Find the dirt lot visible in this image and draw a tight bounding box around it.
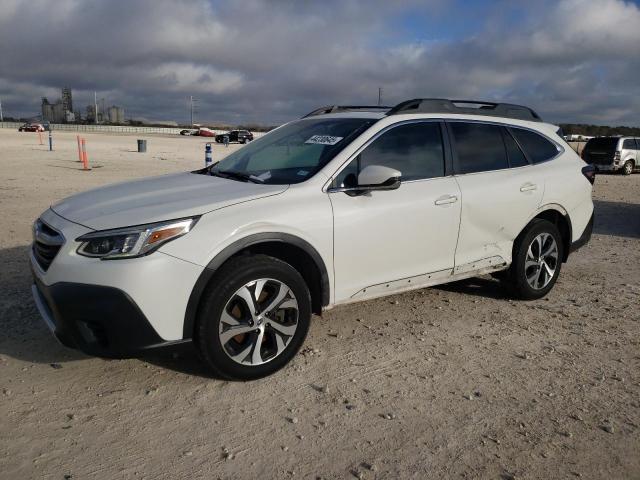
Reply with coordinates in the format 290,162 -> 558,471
1,128 -> 639,479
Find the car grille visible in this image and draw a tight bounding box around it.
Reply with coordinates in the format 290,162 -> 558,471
32,219 -> 64,271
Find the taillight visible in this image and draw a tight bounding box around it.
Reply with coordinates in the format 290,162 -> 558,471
582,164 -> 596,185
614,151 -> 621,162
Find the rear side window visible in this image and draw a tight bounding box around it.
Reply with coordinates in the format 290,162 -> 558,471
510,128 -> 559,163
622,139 -> 636,150
450,122 -> 508,174
503,130 -> 529,167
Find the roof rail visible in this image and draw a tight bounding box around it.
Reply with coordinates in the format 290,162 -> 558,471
386,98 -> 543,122
303,105 -> 391,118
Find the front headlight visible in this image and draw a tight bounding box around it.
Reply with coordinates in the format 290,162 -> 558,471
76,217 -> 199,259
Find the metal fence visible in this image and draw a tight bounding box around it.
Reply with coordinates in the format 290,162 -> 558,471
0,121 -> 184,134
0,122 -> 267,138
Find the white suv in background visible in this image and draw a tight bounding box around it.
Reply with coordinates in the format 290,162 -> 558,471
31,99 -> 595,380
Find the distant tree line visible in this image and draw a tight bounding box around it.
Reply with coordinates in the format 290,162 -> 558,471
560,124 -> 640,137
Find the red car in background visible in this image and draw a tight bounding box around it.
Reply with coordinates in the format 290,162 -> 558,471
197,127 -> 215,137
18,123 -> 45,132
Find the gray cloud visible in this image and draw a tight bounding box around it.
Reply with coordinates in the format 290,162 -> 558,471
0,0 -> 639,126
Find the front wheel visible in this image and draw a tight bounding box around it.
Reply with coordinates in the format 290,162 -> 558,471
502,219 -> 563,300
196,255 -> 311,380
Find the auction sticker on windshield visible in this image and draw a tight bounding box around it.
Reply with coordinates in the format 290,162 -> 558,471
305,135 -> 343,146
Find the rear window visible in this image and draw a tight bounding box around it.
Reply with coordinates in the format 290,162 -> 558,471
583,137 -> 619,153
622,139 -> 636,150
510,128 -> 559,163
450,122 -> 508,174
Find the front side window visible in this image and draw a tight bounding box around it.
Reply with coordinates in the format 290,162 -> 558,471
211,117 -> 375,184
333,122 -> 445,188
450,122 -> 508,174
510,127 -> 559,164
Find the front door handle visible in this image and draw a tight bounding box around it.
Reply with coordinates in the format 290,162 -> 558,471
434,194 -> 458,206
520,183 -> 538,192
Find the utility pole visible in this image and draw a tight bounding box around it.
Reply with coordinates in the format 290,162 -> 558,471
377,87 -> 383,106
190,96 -> 194,126
0,99 -> 3,122
94,92 -> 98,124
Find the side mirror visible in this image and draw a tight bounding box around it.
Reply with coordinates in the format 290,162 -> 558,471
357,165 -> 401,189
329,165 -> 401,195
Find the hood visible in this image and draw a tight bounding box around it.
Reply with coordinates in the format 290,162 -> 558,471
51,172 -> 287,230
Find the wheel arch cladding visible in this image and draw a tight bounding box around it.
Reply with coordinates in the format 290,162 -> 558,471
531,209 -> 572,262
182,233 -> 330,339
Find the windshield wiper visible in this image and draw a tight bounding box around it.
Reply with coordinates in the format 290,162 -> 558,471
210,170 -> 263,184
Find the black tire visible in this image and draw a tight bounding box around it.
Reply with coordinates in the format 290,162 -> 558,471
195,254 -> 311,380
502,219 -> 563,300
622,160 -> 634,175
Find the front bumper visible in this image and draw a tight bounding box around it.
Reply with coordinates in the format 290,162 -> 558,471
30,208 -> 205,356
31,274 -> 171,357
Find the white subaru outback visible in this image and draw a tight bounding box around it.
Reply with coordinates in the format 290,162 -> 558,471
31,99 -> 595,379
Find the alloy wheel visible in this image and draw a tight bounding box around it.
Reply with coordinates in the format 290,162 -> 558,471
524,233 -> 559,290
218,278 -> 299,366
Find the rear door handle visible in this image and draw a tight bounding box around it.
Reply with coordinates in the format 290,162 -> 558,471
520,183 -> 537,192
434,194 -> 458,206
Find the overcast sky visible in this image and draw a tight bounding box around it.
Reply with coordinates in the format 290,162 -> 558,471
1,0 -> 639,126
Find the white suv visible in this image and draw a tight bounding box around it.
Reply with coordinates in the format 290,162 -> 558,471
31,99 -> 595,379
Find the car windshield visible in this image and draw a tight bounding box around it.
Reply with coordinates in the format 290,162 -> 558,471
211,117 -> 376,184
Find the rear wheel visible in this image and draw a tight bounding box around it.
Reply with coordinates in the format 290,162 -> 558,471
623,160 -> 634,175
196,255 -> 311,380
502,219 -> 563,300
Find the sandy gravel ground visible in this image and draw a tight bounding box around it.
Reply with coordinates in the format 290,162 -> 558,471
1,129 -> 639,480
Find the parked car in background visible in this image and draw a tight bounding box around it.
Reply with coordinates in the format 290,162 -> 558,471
582,136 -> 638,175
30,98 -> 594,380
215,129 -> 254,144
18,123 -> 45,132
198,127 -> 215,137
180,129 -> 198,136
